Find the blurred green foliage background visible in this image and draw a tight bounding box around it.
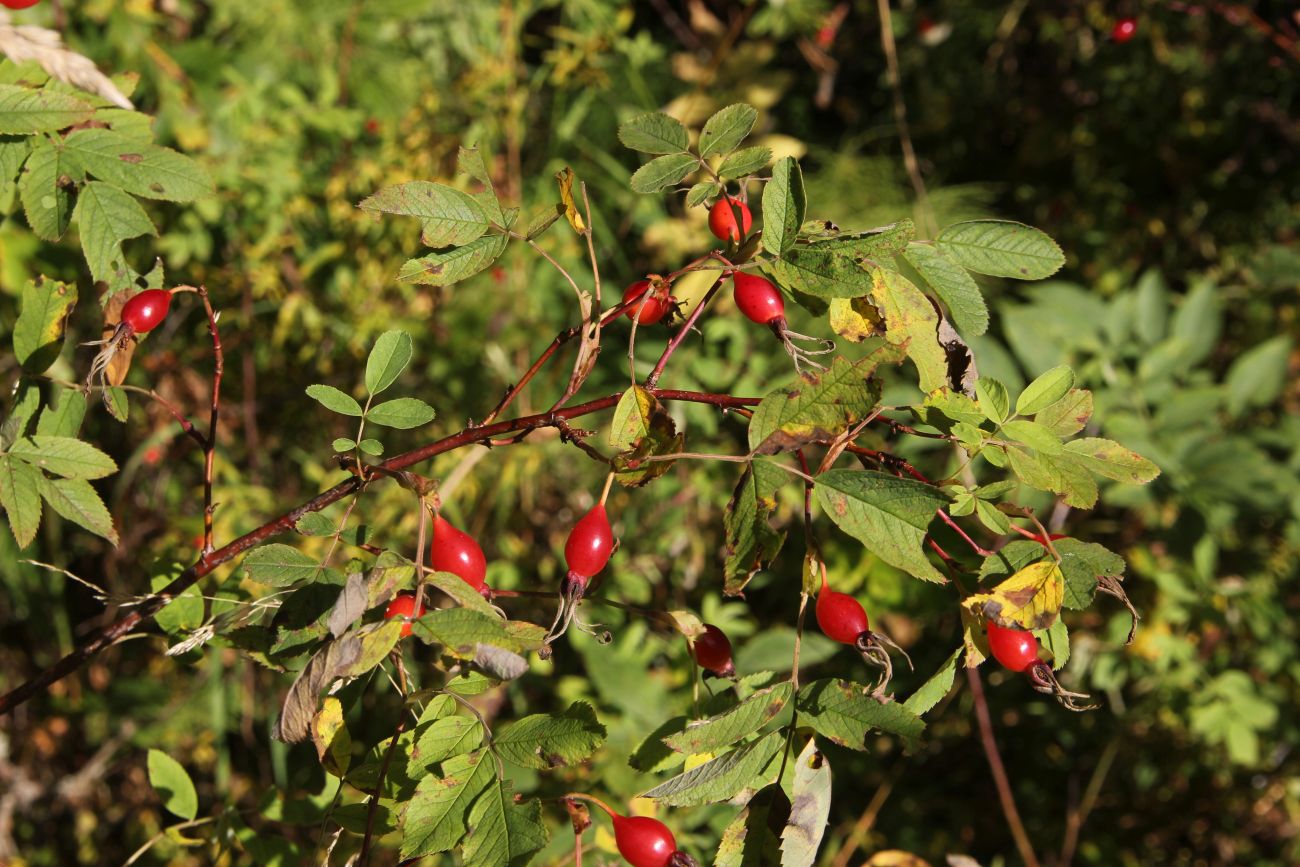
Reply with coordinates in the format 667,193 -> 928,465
0,1 -> 1296,864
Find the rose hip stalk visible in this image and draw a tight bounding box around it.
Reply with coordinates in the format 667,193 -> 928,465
85,288 -> 175,403
985,620 -> 1097,711
815,573 -> 909,695
731,272 -> 835,376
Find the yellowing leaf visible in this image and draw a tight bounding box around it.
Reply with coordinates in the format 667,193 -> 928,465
555,166 -> 586,232
311,696 -> 351,776
870,269 -> 949,394
827,296 -> 880,342
964,560 -> 1064,631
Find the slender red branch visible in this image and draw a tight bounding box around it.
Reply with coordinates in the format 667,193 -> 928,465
644,273 -> 728,389
967,666 -> 1041,867
0,388 -> 756,716
198,286 -> 223,556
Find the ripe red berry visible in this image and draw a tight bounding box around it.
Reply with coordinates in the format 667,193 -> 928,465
384,592 -> 427,638
0,0 -> 42,9
708,196 -> 752,243
612,813 -> 678,867
430,515 -> 487,593
120,289 -> 172,334
623,279 -> 671,325
986,621 -> 1040,673
1111,17 -> 1138,43
564,503 -> 614,578
816,587 -> 870,645
691,624 -> 735,677
732,273 -> 785,325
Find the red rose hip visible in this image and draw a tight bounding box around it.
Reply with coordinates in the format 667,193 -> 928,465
708,196 -> 752,242
384,592 -> 427,638
986,621 -> 1040,673
564,504 -> 614,578
120,289 -> 172,334
691,624 -> 735,677
732,273 -> 785,325
613,813 -> 678,867
429,514 -> 488,593
1111,17 -> 1138,43
0,0 -> 43,9
816,586 -> 870,645
623,279 -> 671,325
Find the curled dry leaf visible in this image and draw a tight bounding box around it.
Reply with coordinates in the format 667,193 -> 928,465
0,14 -> 134,110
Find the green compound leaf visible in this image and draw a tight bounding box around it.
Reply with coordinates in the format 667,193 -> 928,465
664,682 -> 793,755
718,146 -> 772,180
0,84 -> 94,134
364,330 -> 414,396
723,462 -> 787,595
630,153 -> 698,194
814,469 -> 946,583
147,749 -> 198,821
38,476 -> 117,544
9,435 -> 117,479
936,220 -> 1064,280
305,384 -> 363,416
400,750 -> 495,858
903,242 -> 989,336
641,731 -> 784,807
398,232 -> 509,286
13,277 -> 77,373
64,128 -> 213,202
796,679 -> 924,748
1016,364 -> 1076,416
493,701 -> 606,769
366,397 -> 436,429
748,356 -> 883,455
0,455 -> 43,548
699,103 -> 758,158
359,180 -> 489,247
618,111 -> 689,154
762,156 -> 805,256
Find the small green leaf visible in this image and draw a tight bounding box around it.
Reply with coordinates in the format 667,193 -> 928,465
685,181 -> 721,208
796,679 -> 924,748
358,181 -> 488,247
723,462 -> 787,595
902,647 -> 962,716
147,750 -> 198,821
412,608 -> 518,658
1224,336 -> 1291,417
19,139 -> 82,241
36,389 -> 86,438
365,330 -> 414,396
1035,389 -> 1092,437
9,436 -> 117,479
1062,438 -> 1160,484
64,129 -> 213,202
1016,365 -> 1076,416
903,242 -> 989,336
718,146 -> 772,179
493,701 -> 606,769
366,397 -> 436,429
357,438 -> 384,456
306,384 -> 363,416
0,84 -> 94,134
641,731 -> 784,807
665,683 -> 793,755
410,716 -> 483,775
152,570 -> 204,634
332,437 -> 356,452
400,751 -> 495,858
13,277 -> 77,373
242,543 -> 322,587
699,103 -> 758,158
762,156 -> 805,256
936,220 -> 1064,280
630,153 -> 698,194
974,498 -> 1012,535
0,456 -> 43,548
38,476 -> 117,544
74,181 -> 156,295
975,378 -> 1010,425
999,420 -> 1063,454
815,469 -> 946,583
398,232 -> 509,286
618,112 -> 689,154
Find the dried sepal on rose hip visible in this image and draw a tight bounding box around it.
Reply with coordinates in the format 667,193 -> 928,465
815,572 -> 909,696
985,620 -> 1098,712
731,272 -> 835,375
85,288 -> 175,403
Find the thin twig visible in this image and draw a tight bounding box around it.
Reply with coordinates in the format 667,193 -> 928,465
966,666 -> 1040,867
197,285 -> 224,557
875,0 -> 936,237
644,273 -> 728,388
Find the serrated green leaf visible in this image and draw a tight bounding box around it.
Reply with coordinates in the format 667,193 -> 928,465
903,242 -> 989,336
13,277 -> 76,373
665,683 -> 792,755
38,476 -> 117,544
1224,335 -> 1291,418
494,701 -> 606,769
685,181 -> 721,208
1062,438 -> 1160,484
814,469 -> 946,583
358,181 -> 489,247
1016,365 -> 1075,416
641,731 -> 783,806
780,739 -> 831,867
104,387 -> 128,422
0,136 -> 31,198
0,456 -> 42,548
974,498 -> 1012,535
747,356 -> 883,454
147,750 -> 198,821
242,543 -> 322,587
902,646 -> 962,716
999,420 -> 1063,454
723,462 -> 787,595
36,389 -> 86,438
412,608 -> 517,658
718,146 -> 772,180
700,103 -> 758,158
630,152 -> 698,193
0,84 -> 94,134
618,111 -> 689,154
762,157 -> 805,256
398,232 -> 509,286
19,139 -> 81,241
936,220 -> 1064,280
409,716 -> 484,775
305,384 -> 363,416
871,269 -> 949,393
365,330 -> 413,395
74,181 -> 155,294
64,129 -> 213,202
400,750 -> 495,858
366,397 -> 435,429
461,781 -> 549,867
9,435 -> 117,479
763,248 -> 873,300
1056,538 -> 1125,609
1035,389 -> 1092,437
1037,618 -> 1070,670
796,679 -> 924,748
975,378 -> 1009,425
